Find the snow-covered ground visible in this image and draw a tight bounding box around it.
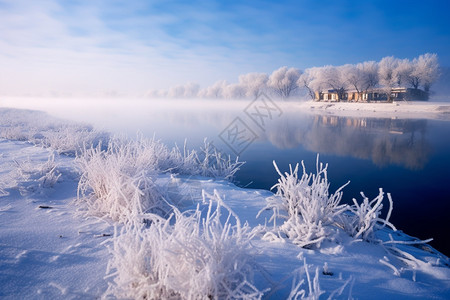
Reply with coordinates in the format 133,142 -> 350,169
1,108 -> 449,299
295,100 -> 450,120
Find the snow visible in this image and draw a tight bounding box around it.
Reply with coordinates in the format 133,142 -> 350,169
295,100 -> 450,121
0,140 -> 112,299
1,108 -> 450,299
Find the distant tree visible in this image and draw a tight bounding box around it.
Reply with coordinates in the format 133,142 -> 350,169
322,65 -> 350,101
378,56 -> 400,102
267,66 -> 301,98
385,53 -> 440,92
167,85 -> 185,98
223,83 -> 246,99
238,72 -> 268,98
415,53 -> 439,92
297,67 -> 323,99
198,80 -> 228,98
297,71 -> 313,99
395,58 -> 413,87
405,61 -> 421,90
183,82 -> 200,98
345,65 -> 365,101
358,61 -> 379,93
145,89 -> 166,98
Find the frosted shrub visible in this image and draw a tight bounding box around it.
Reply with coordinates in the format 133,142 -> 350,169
0,126 -> 32,141
345,189 -> 396,241
258,157 -> 348,248
76,138 -> 170,222
76,136 -> 244,222
41,125 -> 109,156
196,139 -> 244,180
0,108 -> 42,141
14,153 -> 61,194
259,155 -> 400,248
0,108 -> 109,155
105,190 -> 265,299
168,139 -> 244,181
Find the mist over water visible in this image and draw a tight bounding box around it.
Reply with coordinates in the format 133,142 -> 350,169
2,97 -> 450,255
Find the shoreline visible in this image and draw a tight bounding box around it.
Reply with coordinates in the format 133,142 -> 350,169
292,100 -> 450,120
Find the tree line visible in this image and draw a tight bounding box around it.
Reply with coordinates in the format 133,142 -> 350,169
145,53 -> 439,100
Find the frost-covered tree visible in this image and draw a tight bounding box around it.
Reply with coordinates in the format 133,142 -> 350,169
198,80 -> 228,99
358,61 -> 379,93
298,67 -> 327,99
183,82 -> 200,98
378,56 -> 400,102
297,70 -> 315,99
345,65 -> 365,101
322,65 -> 350,101
148,82 -> 199,98
345,62 -> 379,101
167,85 -> 186,98
395,58 -> 413,87
268,66 -> 301,98
145,89 -> 167,98
238,72 -> 268,98
413,53 -> 439,92
222,83 -> 246,99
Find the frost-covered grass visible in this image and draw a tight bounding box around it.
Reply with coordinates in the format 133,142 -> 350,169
258,156 -> 399,248
14,153 -> 62,195
76,138 -> 169,223
345,188 -> 396,241
40,126 -> 109,156
0,108 -> 109,155
164,139 -> 244,180
287,259 -> 324,300
258,157 -> 349,248
105,191 -> 265,299
75,137 -> 243,222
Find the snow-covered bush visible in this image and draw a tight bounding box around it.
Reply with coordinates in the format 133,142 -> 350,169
76,136 -> 244,222
166,139 -> 244,181
76,138 -> 170,222
194,139 -> 244,180
40,125 -> 109,156
0,126 -> 31,141
14,153 -> 61,194
343,188 -> 396,241
105,190 -> 265,299
258,157 -> 348,248
0,108 -> 109,155
259,156 -> 401,248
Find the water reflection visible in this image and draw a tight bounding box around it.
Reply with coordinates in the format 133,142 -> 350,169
137,104 -> 431,170
264,114 -> 430,169
303,115 -> 430,169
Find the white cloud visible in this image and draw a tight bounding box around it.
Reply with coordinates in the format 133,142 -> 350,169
0,0 -> 285,96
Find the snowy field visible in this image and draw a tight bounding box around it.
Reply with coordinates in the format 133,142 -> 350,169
1,108 -> 449,299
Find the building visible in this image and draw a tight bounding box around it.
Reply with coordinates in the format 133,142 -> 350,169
314,87 -> 429,102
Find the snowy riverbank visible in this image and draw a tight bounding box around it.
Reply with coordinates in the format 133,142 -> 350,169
294,100 -> 450,120
1,108 -> 449,299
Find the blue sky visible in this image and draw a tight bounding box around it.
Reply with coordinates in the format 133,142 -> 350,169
0,0 -> 449,96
